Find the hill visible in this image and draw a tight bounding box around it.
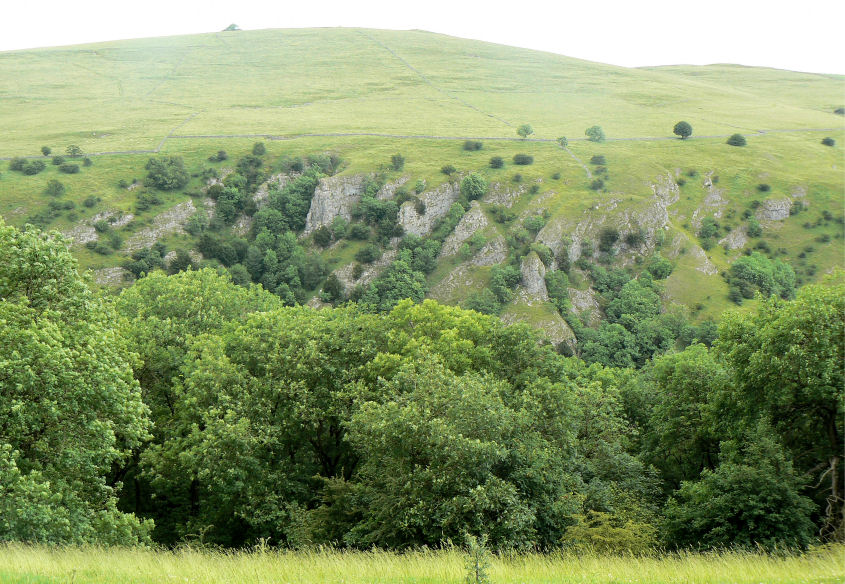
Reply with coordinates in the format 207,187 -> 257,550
0,27 -> 842,346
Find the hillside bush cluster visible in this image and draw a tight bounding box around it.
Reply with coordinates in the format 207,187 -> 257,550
3,224 -> 840,553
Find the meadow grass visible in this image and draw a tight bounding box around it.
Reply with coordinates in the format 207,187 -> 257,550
0,544 -> 842,584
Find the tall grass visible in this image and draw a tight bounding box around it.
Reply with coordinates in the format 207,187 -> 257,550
0,543 -> 842,584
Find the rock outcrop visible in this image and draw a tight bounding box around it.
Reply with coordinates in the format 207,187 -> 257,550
304,174 -> 368,235
333,249 -> 398,295
569,287 -> 601,327
472,236 -> 507,266
439,201 -> 488,257
124,200 -> 197,252
757,197 -> 792,221
517,252 -> 548,304
62,210 -> 134,245
398,181 -> 460,237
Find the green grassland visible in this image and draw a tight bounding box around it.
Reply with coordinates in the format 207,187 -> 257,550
0,27 -> 842,319
0,544 -> 842,584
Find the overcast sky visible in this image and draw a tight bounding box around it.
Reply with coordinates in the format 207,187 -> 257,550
3,0 -> 843,74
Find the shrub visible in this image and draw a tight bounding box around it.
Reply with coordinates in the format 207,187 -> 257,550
512,173 -> 523,183
52,154 -> 67,165
529,184 -> 540,195
460,173 -> 488,201
585,125 -> 605,143
390,153 -> 405,171
590,178 -> 604,191
414,179 -> 426,194
647,255 -> 673,279
355,244 -> 382,264
551,172 -> 561,180
252,142 -> 266,156
8,157 -> 26,171
523,215 -> 546,234
209,150 -> 228,162
590,155 -> 606,165
44,179 -> 65,197
512,154 -> 534,165
489,156 -> 504,169
313,225 -> 332,248
83,196 -> 99,208
414,199 -> 426,215
676,178 -> 686,187
463,140 -> 483,151
347,223 -> 370,241
40,146 -> 51,156
59,163 -> 80,174
488,205 -> 515,224
23,160 -> 46,175
834,107 -> 844,115
624,229 -> 646,248
726,133 -> 747,146
144,156 -> 190,190
440,164 -> 456,176
83,157 -> 92,167
598,227 -> 620,252
747,219 -> 763,238
821,137 -> 836,147
757,183 -> 771,192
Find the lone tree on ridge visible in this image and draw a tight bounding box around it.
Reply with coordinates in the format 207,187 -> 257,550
673,121 -> 693,139
517,124 -> 534,139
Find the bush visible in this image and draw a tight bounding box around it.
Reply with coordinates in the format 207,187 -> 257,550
821,137 -> 835,147
44,179 -> 65,197
390,153 -> 405,171
252,142 -> 266,156
747,219 -> 763,238
834,108 -> 844,115
313,225 -> 332,248
726,133 -> 746,146
144,156 -> 190,190
23,161 -> 46,175
347,223 -> 370,240
209,150 -> 228,162
40,146 -> 51,156
624,229 -> 646,248
460,173 -> 488,202
59,163 -> 80,174
585,125 -> 605,143
440,164 -> 456,176
512,173 -> 523,183
83,196 -> 99,208
83,157 -> 92,167
598,227 -> 620,252
647,255 -> 673,279
8,157 -> 26,171
51,155 -> 65,166
551,172 -> 561,180
590,178 -> 604,191
489,156 -> 504,169
414,179 -> 426,194
512,154 -> 534,165
757,183 -> 771,192
355,244 -> 382,264
463,140 -> 483,151
590,155 -> 606,165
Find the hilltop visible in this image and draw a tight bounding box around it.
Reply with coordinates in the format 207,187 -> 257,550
0,27 -> 842,346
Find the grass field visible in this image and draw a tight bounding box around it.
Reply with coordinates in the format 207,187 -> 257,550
0,544 -> 842,584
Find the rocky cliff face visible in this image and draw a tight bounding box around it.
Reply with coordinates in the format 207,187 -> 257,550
304,174 -> 368,235
757,197 -> 792,221
333,249 -> 398,295
439,201 -> 488,257
399,181 -> 460,237
517,252 -> 549,304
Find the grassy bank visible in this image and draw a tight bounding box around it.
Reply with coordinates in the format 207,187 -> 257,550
0,544 -> 842,584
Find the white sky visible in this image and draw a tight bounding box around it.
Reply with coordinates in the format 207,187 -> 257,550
3,0 -> 844,74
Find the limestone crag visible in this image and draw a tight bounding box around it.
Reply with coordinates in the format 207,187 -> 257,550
93,266 -> 131,286
62,210 -> 134,245
398,181 -> 460,237
304,174 -> 368,235
333,249 -> 398,294
472,236 -> 508,266
124,200 -> 197,252
483,183 -> 524,208
439,201 -> 488,257
757,197 -> 792,221
428,263 -> 484,303
253,173 -> 290,209
517,252 -> 548,305
719,228 -> 749,251
377,177 -> 409,200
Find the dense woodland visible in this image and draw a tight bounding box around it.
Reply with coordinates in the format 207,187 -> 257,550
1,217 -> 842,552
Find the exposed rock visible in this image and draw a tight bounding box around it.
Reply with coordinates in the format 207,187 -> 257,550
439,201 -> 488,257
472,236 -> 507,266
428,263 -> 485,302
92,266 -> 132,286
569,287 -> 601,327
690,244 -> 718,275
692,173 -> 728,228
304,174 -> 368,235
253,173 -> 289,209
719,228 -> 749,251
483,183 -> 524,208
124,200 -> 197,252
791,186 -> 807,198
306,296 -> 331,309
333,249 -> 398,294
757,197 -> 792,221
399,181 -> 460,237
377,177 -> 409,200
232,214 -> 253,236
62,210 -> 134,245
517,252 -> 548,305
205,167 -> 233,189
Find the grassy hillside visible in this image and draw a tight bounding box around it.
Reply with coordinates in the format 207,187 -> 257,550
0,27 -> 842,330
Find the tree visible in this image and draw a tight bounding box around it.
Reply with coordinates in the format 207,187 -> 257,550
390,153 -> 405,171
557,136 -> 568,147
821,137 -> 836,147
717,280 -> 844,537
252,142 -> 266,156
672,121 -> 692,139
0,220 -> 152,544
517,124 -> 534,139
66,144 -> 83,158
460,173 -> 487,201
40,146 -> 51,156
726,133 -> 746,146
223,23 -> 240,31
585,126 -> 606,143
144,156 -> 190,190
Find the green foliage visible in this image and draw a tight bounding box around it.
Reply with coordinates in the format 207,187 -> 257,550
646,255 -> 673,279
489,156 -> 503,169
359,260 -> 427,312
0,220 -> 152,544
460,173 -> 488,201
598,228 -> 619,253
390,153 -> 405,171
268,167 -> 323,232
563,511 -> 656,554
441,164 -> 456,175
464,534 -> 491,584
65,145 -> 83,157
517,123 -> 534,139
590,155 -> 606,165
252,142 -> 266,155
51,155 -> 65,165
545,270 -> 570,315
557,136 -> 568,147
463,140 -> 483,151
726,133 -> 747,146
746,218 -> 762,237
672,121 -> 692,139
585,126 -> 605,143
727,252 -> 796,302
40,146 -> 50,156
144,156 -> 190,190
821,137 -> 835,146
489,264 -> 521,304
512,153 -> 533,165
58,163 -> 80,174
355,244 -> 382,264
43,179 -> 65,197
